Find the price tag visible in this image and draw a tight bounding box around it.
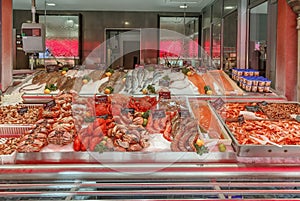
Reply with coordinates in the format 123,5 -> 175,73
159,79 -> 170,87
96,115 -> 108,119
46,65 -> 59,73
95,95 -> 108,103
238,115 -> 245,125
258,101 -> 268,106
152,109 -> 166,119
179,109 -> 190,118
245,105 -> 260,112
296,115 -> 300,122
121,108 -> 135,114
44,99 -> 56,110
211,98 -> 225,110
159,91 -> 171,99
17,107 -> 28,115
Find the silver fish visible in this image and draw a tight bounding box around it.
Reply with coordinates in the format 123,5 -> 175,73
131,76 -> 139,94
142,78 -> 152,89
132,69 -> 138,78
137,68 -> 145,87
153,70 -> 163,78
143,69 -> 150,81
152,72 -> 164,84
124,75 -> 132,92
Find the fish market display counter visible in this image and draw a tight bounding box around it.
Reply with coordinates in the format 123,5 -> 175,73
1,67 -> 298,200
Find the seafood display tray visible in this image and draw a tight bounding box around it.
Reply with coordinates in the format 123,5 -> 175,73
0,104 -> 43,137
209,100 -> 300,158
0,124 -> 33,137
0,151 -> 16,164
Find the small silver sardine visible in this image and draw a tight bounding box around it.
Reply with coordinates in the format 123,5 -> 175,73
142,78 -> 153,89
137,68 -> 145,87
131,76 -> 139,94
152,72 -> 164,84
125,75 -> 132,92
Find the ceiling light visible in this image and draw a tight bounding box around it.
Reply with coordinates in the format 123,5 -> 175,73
179,4 -> 188,9
46,3 -> 56,6
124,21 -> 130,25
224,6 -> 235,10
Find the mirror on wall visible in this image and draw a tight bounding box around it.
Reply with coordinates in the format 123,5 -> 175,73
248,1 -> 268,76
38,15 -> 80,67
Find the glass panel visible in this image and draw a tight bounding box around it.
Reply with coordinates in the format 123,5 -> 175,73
212,23 -> 221,69
159,16 -> 199,64
203,27 -> 211,56
223,0 -> 238,16
202,7 -> 211,28
39,15 -> 79,67
248,1 -> 268,76
223,10 -> 237,71
212,0 -> 222,22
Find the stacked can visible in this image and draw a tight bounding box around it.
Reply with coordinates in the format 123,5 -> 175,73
232,68 -> 271,93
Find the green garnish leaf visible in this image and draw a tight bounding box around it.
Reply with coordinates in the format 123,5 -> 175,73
194,143 -> 209,155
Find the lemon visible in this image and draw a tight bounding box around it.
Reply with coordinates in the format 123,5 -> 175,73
218,143 -> 226,152
186,71 -> 193,76
206,90 -> 213,95
104,88 -> 111,94
44,88 -> 51,94
82,79 -> 89,84
61,70 -> 67,75
105,72 -> 112,77
142,88 -> 148,94
196,139 -> 204,147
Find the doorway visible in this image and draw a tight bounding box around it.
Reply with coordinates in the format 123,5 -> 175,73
106,29 -> 141,69
123,41 -> 140,69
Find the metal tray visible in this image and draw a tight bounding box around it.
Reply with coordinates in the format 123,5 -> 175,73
188,99 -> 232,145
209,100 -> 300,157
0,104 -> 43,137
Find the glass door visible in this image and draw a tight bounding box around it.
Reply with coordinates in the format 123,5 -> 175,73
248,1 -> 268,77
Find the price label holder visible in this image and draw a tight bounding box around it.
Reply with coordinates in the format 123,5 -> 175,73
238,115 -> 245,125
152,109 -> 166,119
121,108 -> 135,115
44,99 -> 56,110
96,115 -> 108,120
95,95 -> 108,104
258,101 -> 268,106
46,65 -> 59,73
159,79 -> 170,87
211,98 -> 225,110
296,115 -> 300,122
179,109 -> 190,118
17,107 -> 28,115
159,91 -> 171,99
245,105 -> 260,112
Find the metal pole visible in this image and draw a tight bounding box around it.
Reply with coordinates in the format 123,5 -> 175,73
297,15 -> 300,101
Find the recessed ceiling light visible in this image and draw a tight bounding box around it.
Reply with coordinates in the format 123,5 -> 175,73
224,6 -> 235,10
179,5 -> 188,9
46,3 -> 56,6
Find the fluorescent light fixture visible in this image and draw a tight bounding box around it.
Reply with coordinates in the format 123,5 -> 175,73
179,5 -> 188,9
224,6 -> 235,10
46,3 -> 56,6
